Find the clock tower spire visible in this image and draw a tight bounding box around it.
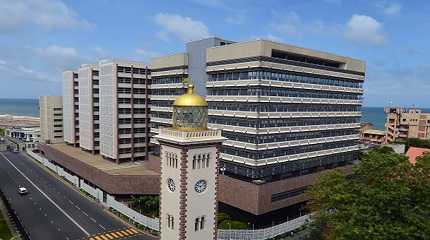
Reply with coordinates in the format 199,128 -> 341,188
156,81 -> 225,240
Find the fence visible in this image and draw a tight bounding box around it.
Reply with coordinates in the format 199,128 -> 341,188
26,150 -> 309,239
217,214 -> 310,240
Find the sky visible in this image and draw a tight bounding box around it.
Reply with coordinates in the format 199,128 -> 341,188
0,0 -> 429,108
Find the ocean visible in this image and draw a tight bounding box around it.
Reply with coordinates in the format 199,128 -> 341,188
0,99 -> 426,130
0,99 -> 39,117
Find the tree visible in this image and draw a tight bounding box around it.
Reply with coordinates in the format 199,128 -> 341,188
306,148 -> 430,240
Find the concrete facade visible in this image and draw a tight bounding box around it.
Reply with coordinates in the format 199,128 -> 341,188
39,96 -> 63,144
99,60 -> 151,163
78,64 -> 100,153
385,107 -> 430,142
63,71 -> 80,146
149,37 -> 365,216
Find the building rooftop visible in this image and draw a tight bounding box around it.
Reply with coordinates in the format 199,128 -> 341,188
406,146 -> 430,165
48,143 -> 159,176
363,129 -> 386,135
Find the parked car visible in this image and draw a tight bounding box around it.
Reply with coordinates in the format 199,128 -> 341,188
18,187 -> 28,195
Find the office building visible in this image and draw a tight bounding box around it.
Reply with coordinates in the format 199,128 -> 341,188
150,38 -> 365,216
78,64 -> 100,154
63,70 -> 80,147
99,60 -> 151,163
385,107 -> 430,142
39,96 -> 63,144
150,37 -> 234,153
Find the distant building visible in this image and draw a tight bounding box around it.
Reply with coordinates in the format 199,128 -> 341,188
406,146 -> 430,165
361,129 -> 386,144
385,107 -> 430,142
63,70 -> 80,147
6,126 -> 40,150
39,96 -> 63,144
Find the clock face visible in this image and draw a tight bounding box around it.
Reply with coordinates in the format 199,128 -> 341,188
167,178 -> 176,192
194,180 -> 207,193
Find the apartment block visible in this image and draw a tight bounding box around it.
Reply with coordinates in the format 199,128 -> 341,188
63,71 -> 80,146
78,64 -> 100,154
99,60 -> 151,163
150,38 -> 365,216
385,107 -> 430,142
39,96 -> 63,144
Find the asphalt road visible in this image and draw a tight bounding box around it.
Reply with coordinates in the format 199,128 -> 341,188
0,151 -> 157,240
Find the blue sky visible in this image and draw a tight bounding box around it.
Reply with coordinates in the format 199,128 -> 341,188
0,0 -> 429,107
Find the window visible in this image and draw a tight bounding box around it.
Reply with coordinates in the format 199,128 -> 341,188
195,216 -> 205,231
167,214 -> 174,229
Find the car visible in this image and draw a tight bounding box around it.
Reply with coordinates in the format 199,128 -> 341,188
18,187 -> 28,195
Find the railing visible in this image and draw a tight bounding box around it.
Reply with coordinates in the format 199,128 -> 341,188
218,214 -> 310,240
159,128 -> 222,139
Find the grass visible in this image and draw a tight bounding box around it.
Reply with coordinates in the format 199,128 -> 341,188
0,214 -> 12,240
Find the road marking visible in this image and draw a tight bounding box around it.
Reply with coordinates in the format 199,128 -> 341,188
0,153 -> 90,236
90,217 -> 97,223
99,224 -> 106,230
75,206 -> 80,210
82,211 -> 89,216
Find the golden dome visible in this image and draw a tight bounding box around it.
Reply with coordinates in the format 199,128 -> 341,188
173,84 -> 208,107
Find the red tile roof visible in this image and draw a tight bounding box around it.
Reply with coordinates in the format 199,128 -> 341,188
406,147 -> 430,165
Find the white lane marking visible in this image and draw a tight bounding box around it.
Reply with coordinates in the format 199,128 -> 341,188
82,211 -> 88,216
75,206 -> 80,210
0,153 -> 90,236
90,217 -> 96,223
99,224 -> 106,230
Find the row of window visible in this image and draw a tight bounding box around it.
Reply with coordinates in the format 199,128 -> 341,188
222,129 -> 358,144
118,137 -> 146,144
208,87 -> 361,100
118,118 -> 147,124
151,88 -> 185,96
208,69 -> 362,88
118,108 -> 148,114
117,88 -> 148,94
152,75 -> 186,85
118,98 -> 147,104
118,147 -> 147,154
117,66 -> 150,75
118,127 -> 147,134
208,102 -> 361,112
150,100 -> 174,108
222,140 -> 357,159
209,116 -> 360,128
118,77 -> 148,84
192,154 -> 210,169
166,152 -> 178,168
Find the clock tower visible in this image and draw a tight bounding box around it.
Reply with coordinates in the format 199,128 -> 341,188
156,83 -> 225,240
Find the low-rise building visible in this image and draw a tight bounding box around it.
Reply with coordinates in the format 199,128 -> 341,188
406,146 -> 430,165
5,126 -> 40,150
361,129 -> 386,144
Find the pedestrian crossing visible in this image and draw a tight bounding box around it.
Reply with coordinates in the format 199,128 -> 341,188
84,228 -> 141,240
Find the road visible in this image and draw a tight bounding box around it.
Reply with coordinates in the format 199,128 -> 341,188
0,151 -> 157,240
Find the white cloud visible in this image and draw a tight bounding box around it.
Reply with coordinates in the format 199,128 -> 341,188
382,2 -> 402,15
34,45 -> 79,58
154,13 -> 210,42
345,15 -> 385,45
272,11 -> 302,37
225,11 -> 246,25
0,0 -> 94,31
135,48 -> 160,61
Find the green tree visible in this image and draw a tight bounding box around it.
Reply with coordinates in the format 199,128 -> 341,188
307,149 -> 430,240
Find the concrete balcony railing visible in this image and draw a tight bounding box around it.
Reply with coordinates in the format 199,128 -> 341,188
206,79 -> 363,94
206,95 -> 362,105
208,122 -> 360,135
208,109 -> 361,119
220,145 -> 359,166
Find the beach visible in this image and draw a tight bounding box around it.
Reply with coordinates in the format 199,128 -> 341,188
0,114 -> 40,127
